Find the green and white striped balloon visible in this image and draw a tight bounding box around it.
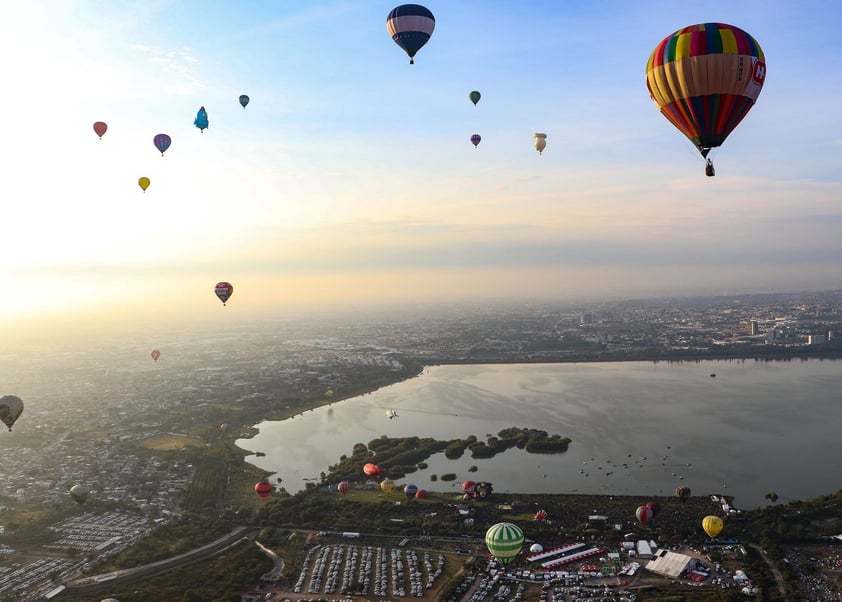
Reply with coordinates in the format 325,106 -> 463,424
485,522 -> 524,565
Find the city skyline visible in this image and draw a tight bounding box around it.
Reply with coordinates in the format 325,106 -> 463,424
4,1 -> 842,343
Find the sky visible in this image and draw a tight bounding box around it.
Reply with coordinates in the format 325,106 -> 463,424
2,0 -> 842,342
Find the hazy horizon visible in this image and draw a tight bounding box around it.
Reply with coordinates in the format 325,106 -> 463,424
4,1 -> 841,346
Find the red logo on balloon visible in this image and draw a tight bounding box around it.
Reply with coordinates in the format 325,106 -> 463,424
752,60 -> 766,85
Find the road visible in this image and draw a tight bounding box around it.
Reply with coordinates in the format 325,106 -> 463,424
59,526 -> 258,597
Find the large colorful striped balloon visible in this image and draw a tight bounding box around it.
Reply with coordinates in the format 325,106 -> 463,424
485,522 -> 524,565
387,4 -> 435,64
646,23 -> 766,158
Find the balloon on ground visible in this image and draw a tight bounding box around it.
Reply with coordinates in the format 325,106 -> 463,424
702,515 -> 724,538
485,522 -> 524,565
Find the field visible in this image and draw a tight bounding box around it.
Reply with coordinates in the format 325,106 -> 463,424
135,433 -> 205,451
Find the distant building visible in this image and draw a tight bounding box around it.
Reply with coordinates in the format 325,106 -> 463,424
580,313 -> 595,325
646,549 -> 694,578
749,320 -> 758,335
807,334 -> 827,345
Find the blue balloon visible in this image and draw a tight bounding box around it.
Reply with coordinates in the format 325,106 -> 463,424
153,133 -> 171,156
194,106 -> 209,132
386,4 -> 435,64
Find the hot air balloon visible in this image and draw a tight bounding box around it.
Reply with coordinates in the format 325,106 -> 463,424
485,522 -> 524,565
219,423 -> 229,432
534,509 -> 548,521
702,515 -> 724,538
469,91 -> 481,106
475,481 -> 493,498
646,23 -> 766,176
0,395 -> 24,431
415,488 -> 428,499
138,177 -> 150,192
404,484 -> 418,500
635,505 -> 653,526
675,486 -> 691,500
153,133 -> 171,156
534,133 -> 547,155
325,389 -> 334,398
461,480 -> 476,495
70,484 -> 90,505
337,481 -> 350,497
529,543 -> 544,554
386,4 -> 435,64
255,479 -> 273,498
380,478 -> 395,495
645,500 -> 661,517
239,95 -> 250,109
194,106 -> 208,132
386,409 -> 398,420
364,463 -> 382,479
214,282 -> 233,306
93,122 -> 108,139
470,134 -> 481,148
150,349 -> 160,362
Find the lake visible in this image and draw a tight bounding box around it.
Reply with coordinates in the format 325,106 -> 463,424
237,359 -> 842,509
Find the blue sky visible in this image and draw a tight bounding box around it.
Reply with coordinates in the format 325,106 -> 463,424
2,1 -> 841,339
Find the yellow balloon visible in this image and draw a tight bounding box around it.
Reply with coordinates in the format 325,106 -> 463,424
138,177 -> 150,192
702,515 -> 723,538
380,478 -> 395,495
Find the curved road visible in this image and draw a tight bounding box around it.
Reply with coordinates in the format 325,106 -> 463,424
60,526 -> 258,597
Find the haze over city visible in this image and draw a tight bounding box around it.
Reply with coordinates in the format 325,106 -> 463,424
3,0 -> 841,346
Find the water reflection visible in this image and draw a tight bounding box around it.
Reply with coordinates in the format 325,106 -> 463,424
238,359 -> 842,508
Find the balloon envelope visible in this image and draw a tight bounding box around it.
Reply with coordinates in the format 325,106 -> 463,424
150,349 -> 160,362
529,543 -> 544,554
380,478 -> 395,494
404,484 -> 418,499
239,94 -> 250,109
138,177 -> 150,192
153,133 -> 171,155
70,484 -> 90,505
646,23 -> 766,158
93,121 -> 107,139
337,481 -> 350,496
675,486 -> 691,499
255,479 -> 273,498
0,395 -> 24,431
415,488 -> 428,499
387,4 -> 435,64
470,134 -> 481,147
645,500 -> 661,516
636,505 -> 653,525
534,133 -> 547,154
364,463 -> 381,479
469,91 -> 481,106
194,106 -> 208,131
485,522 -> 524,565
702,515 -> 724,538
461,480 -> 476,494
214,282 -> 233,305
